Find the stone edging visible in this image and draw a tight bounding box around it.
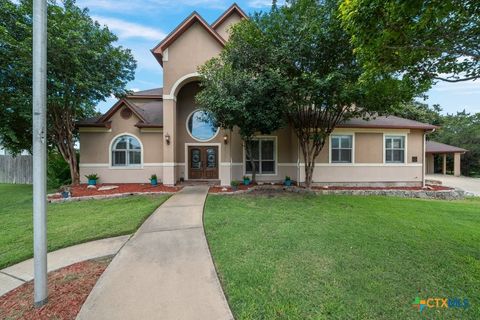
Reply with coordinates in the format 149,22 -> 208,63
213,185 -> 465,200
49,191 -> 174,203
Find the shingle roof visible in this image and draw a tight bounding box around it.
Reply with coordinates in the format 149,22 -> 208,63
426,141 -> 468,153
128,88 -> 163,97
338,115 -> 438,130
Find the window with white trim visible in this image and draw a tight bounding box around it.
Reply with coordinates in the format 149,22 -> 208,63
385,136 -> 405,163
245,138 -> 276,174
331,135 -> 353,163
111,135 -> 141,166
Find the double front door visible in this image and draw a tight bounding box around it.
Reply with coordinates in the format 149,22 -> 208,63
188,146 -> 218,180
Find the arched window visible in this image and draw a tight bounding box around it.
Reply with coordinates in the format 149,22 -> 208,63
111,135 -> 141,167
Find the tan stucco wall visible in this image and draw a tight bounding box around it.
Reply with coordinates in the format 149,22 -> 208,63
355,133 -> 383,163
79,108 -> 163,183
162,22 -> 223,96
407,129 -> 424,164
213,13 -> 243,41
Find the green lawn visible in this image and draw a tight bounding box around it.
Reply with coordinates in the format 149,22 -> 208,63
0,184 -> 169,269
204,194 -> 480,319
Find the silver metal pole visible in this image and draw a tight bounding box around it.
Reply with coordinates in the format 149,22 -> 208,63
33,0 -> 48,307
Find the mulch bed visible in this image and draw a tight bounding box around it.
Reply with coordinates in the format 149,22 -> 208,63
0,257 -> 111,320
210,183 -> 452,193
49,183 -> 181,199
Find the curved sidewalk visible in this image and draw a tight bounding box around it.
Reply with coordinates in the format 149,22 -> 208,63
77,186 -> 233,320
0,235 -> 130,297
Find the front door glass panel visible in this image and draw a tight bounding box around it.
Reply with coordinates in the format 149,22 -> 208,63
191,149 -> 201,169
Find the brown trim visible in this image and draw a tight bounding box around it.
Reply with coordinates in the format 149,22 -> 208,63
135,122 -> 163,128
336,124 -> 439,130
211,3 -> 248,30
98,99 -> 146,123
151,12 -> 226,66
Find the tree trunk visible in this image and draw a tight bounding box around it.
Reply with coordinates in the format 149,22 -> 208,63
304,161 -> 315,189
51,105 -> 80,185
245,139 -> 257,182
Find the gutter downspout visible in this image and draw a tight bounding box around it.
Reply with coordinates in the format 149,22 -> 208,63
423,128 -> 436,188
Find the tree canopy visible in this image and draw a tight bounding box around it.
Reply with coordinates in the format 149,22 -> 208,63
0,0 -> 136,183
198,0 -> 411,187
340,0 -> 480,89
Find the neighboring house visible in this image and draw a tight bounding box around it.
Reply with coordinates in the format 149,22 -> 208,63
77,3 -> 440,187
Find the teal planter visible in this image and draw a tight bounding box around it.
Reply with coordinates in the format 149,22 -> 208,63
243,179 -> 250,186
88,179 -> 97,186
150,178 -> 158,186
284,180 -> 292,187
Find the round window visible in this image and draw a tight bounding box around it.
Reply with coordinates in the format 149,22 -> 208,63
187,110 -> 218,141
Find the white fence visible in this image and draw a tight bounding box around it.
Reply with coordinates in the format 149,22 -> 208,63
0,155 -> 33,184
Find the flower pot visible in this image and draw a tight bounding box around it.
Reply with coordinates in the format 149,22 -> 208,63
61,191 -> 70,199
88,179 -> 97,186
150,178 -> 158,186
243,179 -> 250,186
284,180 -> 292,187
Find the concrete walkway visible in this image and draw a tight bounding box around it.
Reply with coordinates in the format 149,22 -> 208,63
427,174 -> 480,196
77,186 -> 233,320
0,235 -> 130,297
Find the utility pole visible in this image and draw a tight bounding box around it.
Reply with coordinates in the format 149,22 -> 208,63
32,0 -> 48,307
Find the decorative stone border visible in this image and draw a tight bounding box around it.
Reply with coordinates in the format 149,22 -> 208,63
49,191 -> 174,203
211,185 -> 465,200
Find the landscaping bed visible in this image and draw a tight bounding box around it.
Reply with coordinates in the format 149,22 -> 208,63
49,183 -> 181,200
204,195 -> 480,319
0,257 -> 111,320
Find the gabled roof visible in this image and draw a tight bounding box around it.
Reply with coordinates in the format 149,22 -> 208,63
338,115 -> 438,130
151,12 -> 226,66
77,97 -> 164,129
426,141 -> 468,153
211,3 -> 248,30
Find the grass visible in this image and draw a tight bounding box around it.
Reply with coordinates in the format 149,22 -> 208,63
204,194 -> 480,319
0,184 -> 169,269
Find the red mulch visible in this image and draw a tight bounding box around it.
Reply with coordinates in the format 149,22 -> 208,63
209,183 -> 257,193
0,257 -> 111,320
50,183 -> 181,199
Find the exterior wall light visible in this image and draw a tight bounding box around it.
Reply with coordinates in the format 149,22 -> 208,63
223,134 -> 228,144
165,133 -> 171,145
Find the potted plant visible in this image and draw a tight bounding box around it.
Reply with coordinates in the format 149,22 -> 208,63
243,175 -> 251,186
150,174 -> 158,186
231,180 -> 240,191
284,176 -> 292,187
60,185 -> 70,199
85,173 -> 99,186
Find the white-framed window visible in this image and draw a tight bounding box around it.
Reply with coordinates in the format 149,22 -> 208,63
245,138 -> 276,174
111,135 -> 141,167
385,135 -> 405,163
331,135 -> 353,163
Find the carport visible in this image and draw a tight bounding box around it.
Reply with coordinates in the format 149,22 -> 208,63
426,141 -> 468,177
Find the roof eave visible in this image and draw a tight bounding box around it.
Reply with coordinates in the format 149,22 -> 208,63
211,3 -> 248,30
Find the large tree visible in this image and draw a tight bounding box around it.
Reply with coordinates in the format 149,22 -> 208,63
339,0 -> 480,88
197,21 -> 286,182
199,0 -> 411,188
0,0 -> 136,184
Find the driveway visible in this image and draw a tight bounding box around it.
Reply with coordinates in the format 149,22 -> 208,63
426,174 -> 480,196
77,186 -> 233,320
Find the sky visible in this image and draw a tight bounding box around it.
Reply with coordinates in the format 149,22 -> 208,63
75,0 -> 480,116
